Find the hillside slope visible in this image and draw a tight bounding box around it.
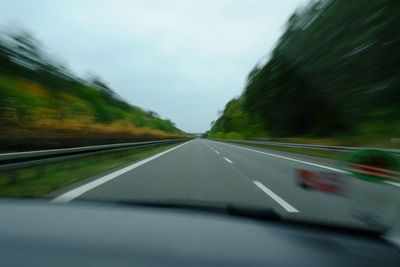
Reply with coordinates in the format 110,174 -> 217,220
0,30 -> 185,151
209,0 -> 400,146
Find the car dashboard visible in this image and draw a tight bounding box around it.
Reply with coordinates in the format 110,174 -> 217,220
0,200 -> 399,267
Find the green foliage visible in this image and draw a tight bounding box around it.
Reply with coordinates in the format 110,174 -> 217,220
0,143 -> 179,197
0,29 -> 183,134
211,0 -> 400,139
208,98 -> 266,139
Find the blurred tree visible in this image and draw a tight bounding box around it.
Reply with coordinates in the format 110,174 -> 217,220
0,28 -> 183,141
212,0 -> 400,138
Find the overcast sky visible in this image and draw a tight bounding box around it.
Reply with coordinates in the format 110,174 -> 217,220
2,0 -> 306,133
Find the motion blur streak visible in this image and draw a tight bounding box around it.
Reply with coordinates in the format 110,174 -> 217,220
0,0 -> 399,234
207,0 -> 400,150
0,31 -> 186,152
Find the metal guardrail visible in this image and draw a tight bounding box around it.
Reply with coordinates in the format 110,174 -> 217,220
0,139 -> 189,171
215,139 -> 400,153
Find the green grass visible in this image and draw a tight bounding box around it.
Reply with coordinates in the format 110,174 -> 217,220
0,143 -> 181,198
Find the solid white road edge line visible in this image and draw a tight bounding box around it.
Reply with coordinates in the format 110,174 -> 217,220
214,141 -> 348,174
51,141 -> 191,203
253,180 -> 299,213
224,157 -> 234,164
384,181 -> 400,187
215,141 -> 400,188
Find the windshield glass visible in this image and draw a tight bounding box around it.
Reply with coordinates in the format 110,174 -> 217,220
0,0 -> 399,233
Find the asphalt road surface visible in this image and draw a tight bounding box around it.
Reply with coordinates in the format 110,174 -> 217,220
53,139 -> 400,230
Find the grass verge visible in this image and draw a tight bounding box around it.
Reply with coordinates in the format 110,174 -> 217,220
0,143 -> 181,198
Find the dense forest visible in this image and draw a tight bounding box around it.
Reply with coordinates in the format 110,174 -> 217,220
0,29 -> 185,151
208,0 -> 400,145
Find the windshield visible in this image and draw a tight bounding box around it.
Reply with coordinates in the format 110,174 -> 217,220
0,0 -> 399,233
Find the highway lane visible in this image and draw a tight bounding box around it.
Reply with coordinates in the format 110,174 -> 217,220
207,140 -> 400,227
209,142 -> 400,228
54,139 -> 400,229
72,139 -> 284,211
